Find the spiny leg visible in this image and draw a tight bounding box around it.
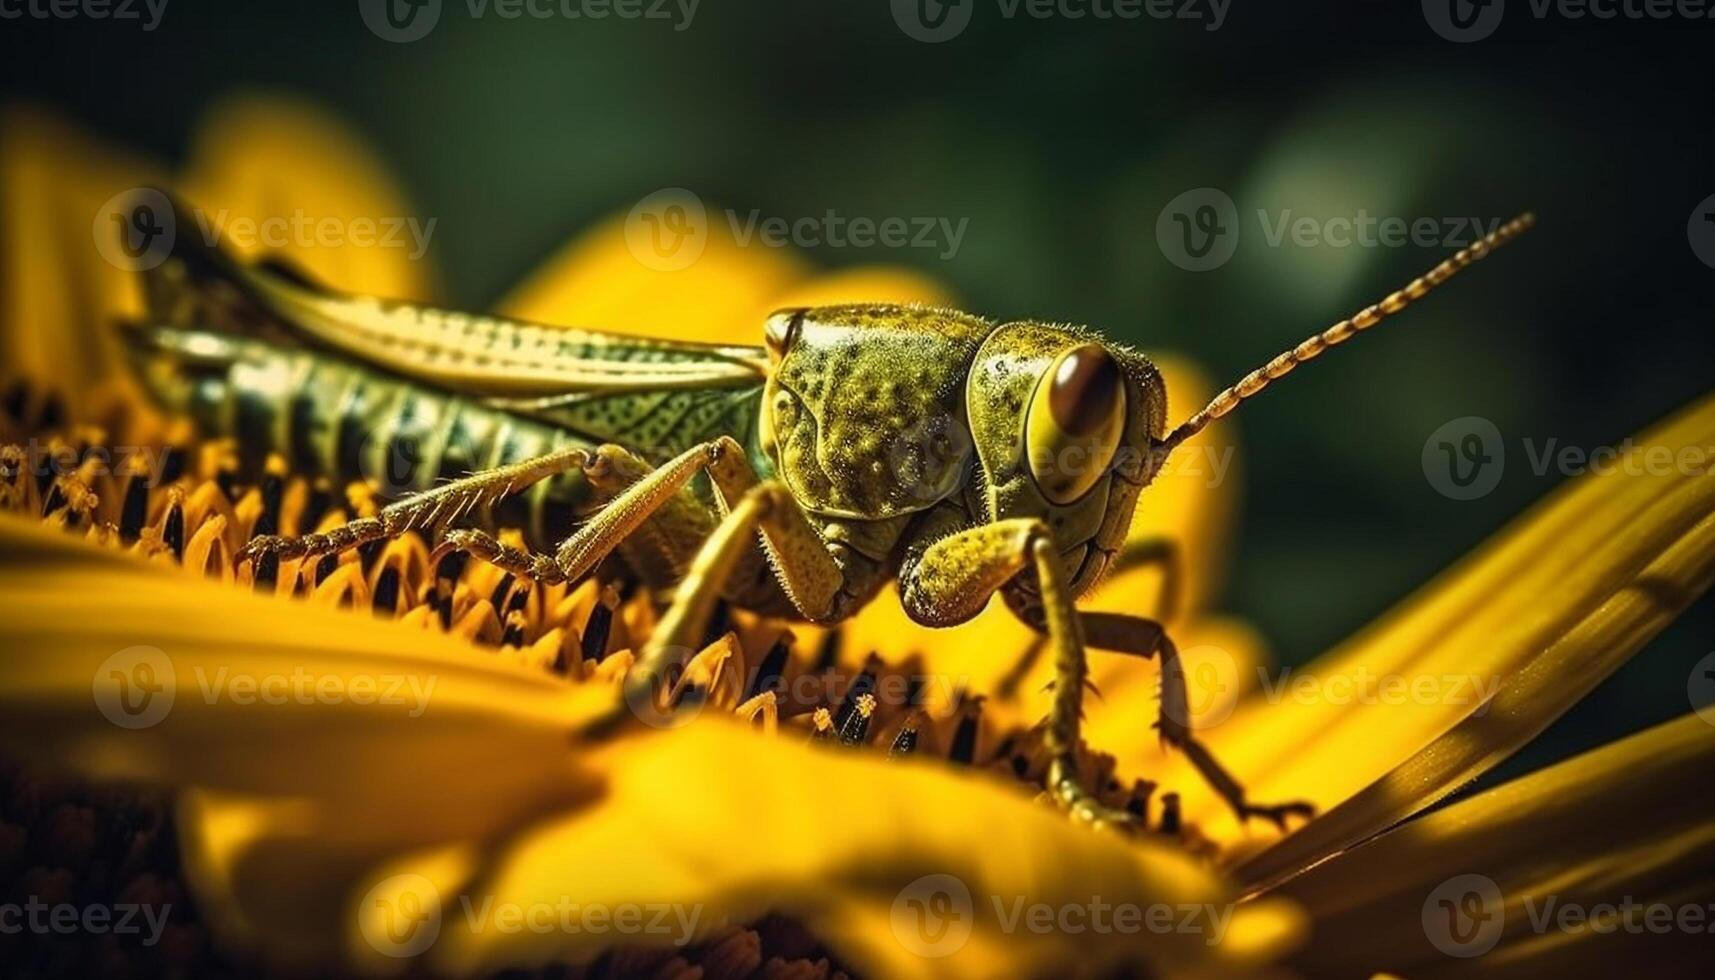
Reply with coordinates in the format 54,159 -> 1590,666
236,445 -> 592,567
431,441 -> 710,585
896,518 -> 1137,830
1080,612 -> 1314,829
582,477 -> 844,734
450,434 -> 841,609
583,442 -> 720,587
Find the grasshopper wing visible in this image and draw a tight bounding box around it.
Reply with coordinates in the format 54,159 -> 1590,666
134,188 -> 770,398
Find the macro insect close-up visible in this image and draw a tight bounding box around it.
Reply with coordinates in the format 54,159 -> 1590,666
2,6 -> 1713,980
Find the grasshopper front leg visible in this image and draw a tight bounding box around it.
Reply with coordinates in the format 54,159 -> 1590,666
896,518 -> 1142,830
899,520 -> 1310,832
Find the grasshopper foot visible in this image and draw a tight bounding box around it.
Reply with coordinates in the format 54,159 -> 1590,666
434,528 -> 566,584
1046,759 -> 1141,836
1233,798 -> 1316,831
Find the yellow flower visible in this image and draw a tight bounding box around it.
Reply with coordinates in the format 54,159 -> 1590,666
2,97 -> 1712,979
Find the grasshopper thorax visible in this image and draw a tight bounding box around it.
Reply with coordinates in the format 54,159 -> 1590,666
758,304 -> 995,520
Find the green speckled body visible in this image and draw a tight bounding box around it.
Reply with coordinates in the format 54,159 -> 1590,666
125,221 -> 1173,623
126,324 -> 767,550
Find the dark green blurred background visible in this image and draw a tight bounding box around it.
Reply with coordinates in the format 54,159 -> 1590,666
4,2 -> 1712,786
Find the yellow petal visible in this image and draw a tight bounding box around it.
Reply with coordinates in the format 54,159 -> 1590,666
1083,616 -> 1270,760
769,264 -> 955,310
498,209 -> 806,345
177,94 -> 435,301
1190,391 -> 1715,871
500,207 -> 959,348
1274,712 -> 1715,978
841,586 -> 1034,721
0,514 -> 1302,978
0,104 -> 161,419
0,514 -> 612,844
426,721 -> 1301,980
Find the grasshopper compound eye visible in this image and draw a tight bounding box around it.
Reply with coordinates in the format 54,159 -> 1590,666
763,308 -> 806,363
1026,343 -> 1128,504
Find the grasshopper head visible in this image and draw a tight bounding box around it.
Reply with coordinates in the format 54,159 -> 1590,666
965,322 -> 1168,596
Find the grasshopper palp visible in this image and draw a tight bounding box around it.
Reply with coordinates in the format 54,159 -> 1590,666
121,188 -> 1533,833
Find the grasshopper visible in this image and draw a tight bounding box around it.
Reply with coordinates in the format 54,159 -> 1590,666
123,189 -> 1533,830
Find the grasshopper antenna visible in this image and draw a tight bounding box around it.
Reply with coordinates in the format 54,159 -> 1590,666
1154,211 -> 1536,458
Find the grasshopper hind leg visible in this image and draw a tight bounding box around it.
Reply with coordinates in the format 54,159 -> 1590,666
236,445 -> 595,568
433,442 -> 721,587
